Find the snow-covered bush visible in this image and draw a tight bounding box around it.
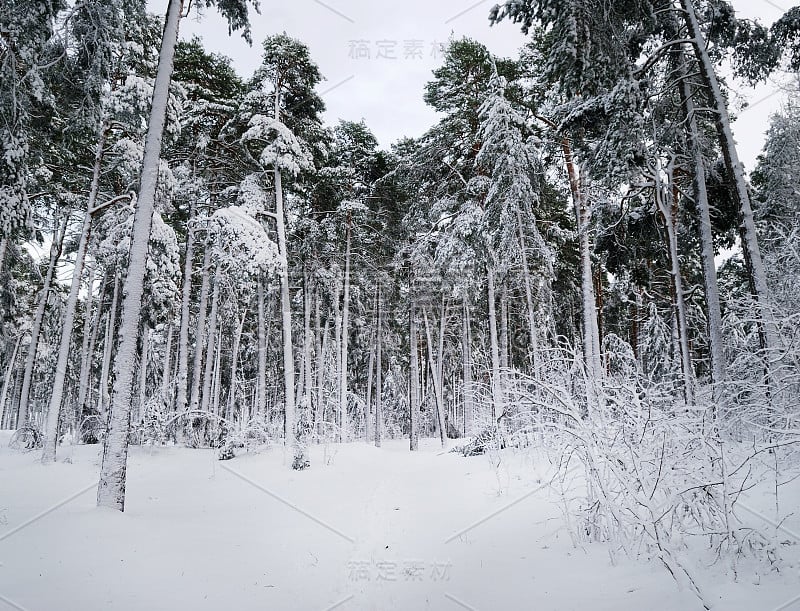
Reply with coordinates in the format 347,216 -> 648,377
500,341 -> 791,609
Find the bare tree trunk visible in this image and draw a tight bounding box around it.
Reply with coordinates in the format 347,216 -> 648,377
339,215 -> 351,442
462,301 -> 473,435
577,179 -> 602,413
374,288 -> 382,448
332,281 -> 342,435
655,158 -> 695,404
75,262 -> 100,439
227,311 -> 246,421
162,322 -> 173,404
136,326 -> 150,424
364,327 -> 375,443
500,280 -> 509,371
175,200 -> 196,420
1,334 -> 22,429
316,309 -> 329,437
677,57 -> 726,402
274,87 -> 296,451
211,328 -> 222,417
516,208 -> 539,374
256,279 -> 268,419
200,267 -> 220,414
19,213 -> 67,428
97,0 -> 184,510
537,117 -> 601,406
98,270 -> 121,419
681,0 -> 777,372
423,303 -> 447,448
190,243 -> 212,413
302,270 -> 313,429
0,236 -> 7,278
409,297 -> 419,451
487,264 -> 502,421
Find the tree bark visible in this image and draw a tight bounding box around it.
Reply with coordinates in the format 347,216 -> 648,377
409,297 -> 419,451
339,215 -> 351,441
97,0 -> 184,510
303,270 -> 313,426
256,279 -> 268,419
75,261 -> 100,439
374,288 -> 382,448
175,199 -> 196,422
200,266 -> 220,414
227,311 -> 246,421
136,326 -> 150,424
677,55 -> 726,403
487,264 -> 502,421
0,236 -> 7,279
655,158 -> 695,405
680,0 -> 777,376
161,321 -> 173,404
189,242 -> 212,413
19,212 -> 67,428
98,270 -> 121,419
0,335 -> 22,430
462,301 -> 474,435
423,301 -> 447,447
364,292 -> 376,442
516,207 -> 539,375
273,86 -> 296,452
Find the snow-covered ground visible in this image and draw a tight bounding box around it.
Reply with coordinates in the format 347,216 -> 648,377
1,433 -> 799,610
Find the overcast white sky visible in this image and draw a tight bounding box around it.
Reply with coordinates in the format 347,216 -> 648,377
170,0 -> 792,169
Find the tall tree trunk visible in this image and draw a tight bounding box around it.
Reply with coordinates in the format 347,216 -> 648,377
256,279 -> 268,419
313,286 -> 323,435
98,270 -> 121,419
681,0 -> 777,374
577,176 -> 602,413
339,215 -> 351,442
655,159 -> 695,404
374,288 -> 382,448
227,312 -> 246,421
273,87 -> 296,452
423,302 -> 447,448
200,267 -> 220,414
0,236 -> 7,278
516,208 -> 539,375
1,334 -> 22,430
98,0 -> 184,509
462,301 -> 473,435
316,310 -> 330,437
136,326 -> 150,424
175,199 -> 196,421
487,264 -> 502,421
500,280 -> 509,371
43,123 -> 114,462
75,262 -> 100,439
211,327 -> 222,417
19,213 -> 67,428
537,117 -> 602,404
332,281 -> 342,434
190,243 -> 212,413
364,295 -> 376,442
677,57 -> 726,403
409,297 -> 419,451
161,321 -> 173,403
303,270 -> 313,425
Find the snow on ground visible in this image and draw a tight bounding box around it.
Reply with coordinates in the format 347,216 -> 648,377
1,432 -> 799,610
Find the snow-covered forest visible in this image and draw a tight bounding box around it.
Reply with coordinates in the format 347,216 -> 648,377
2,0 -> 800,609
